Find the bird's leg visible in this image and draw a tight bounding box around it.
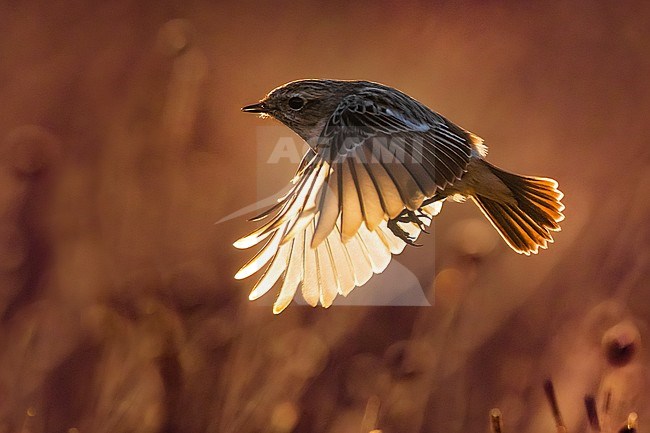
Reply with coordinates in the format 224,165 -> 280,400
394,209 -> 429,232
408,210 -> 429,233
387,217 -> 421,247
388,194 -> 445,246
387,209 -> 431,246
415,211 -> 431,234
420,193 -> 443,207
411,193 -> 446,232
387,193 -> 446,245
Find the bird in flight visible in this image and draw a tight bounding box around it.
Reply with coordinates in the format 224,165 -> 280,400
234,79 -> 564,313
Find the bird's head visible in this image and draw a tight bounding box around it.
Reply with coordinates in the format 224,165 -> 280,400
242,79 -> 359,143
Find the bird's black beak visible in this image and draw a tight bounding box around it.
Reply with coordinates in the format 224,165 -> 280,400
241,102 -> 269,113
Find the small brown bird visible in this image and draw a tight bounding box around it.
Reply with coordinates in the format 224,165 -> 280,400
235,79 -> 564,313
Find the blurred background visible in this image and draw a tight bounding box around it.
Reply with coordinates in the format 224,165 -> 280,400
1,1 -> 649,432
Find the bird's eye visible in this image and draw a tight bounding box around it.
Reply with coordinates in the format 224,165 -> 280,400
288,96 -> 305,110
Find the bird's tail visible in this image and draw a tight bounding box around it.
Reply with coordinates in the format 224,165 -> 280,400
471,161 -> 565,255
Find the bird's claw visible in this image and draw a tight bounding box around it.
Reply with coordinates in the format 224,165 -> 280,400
405,210 -> 429,231
387,200 -> 444,246
387,218 -> 421,246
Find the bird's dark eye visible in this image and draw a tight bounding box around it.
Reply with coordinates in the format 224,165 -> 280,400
288,96 -> 305,110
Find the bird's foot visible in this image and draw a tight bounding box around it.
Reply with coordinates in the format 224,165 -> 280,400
387,217 -> 421,247
395,209 -> 430,233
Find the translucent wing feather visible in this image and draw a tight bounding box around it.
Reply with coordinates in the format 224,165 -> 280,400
234,90 -> 466,312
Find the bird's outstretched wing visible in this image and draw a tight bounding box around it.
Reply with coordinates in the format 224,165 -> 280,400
313,92 -> 472,245
234,93 -> 472,312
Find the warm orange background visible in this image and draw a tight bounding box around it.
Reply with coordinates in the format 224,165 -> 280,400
1,1 -> 648,432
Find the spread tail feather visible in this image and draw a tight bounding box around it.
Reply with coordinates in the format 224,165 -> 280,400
472,161 -> 565,255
